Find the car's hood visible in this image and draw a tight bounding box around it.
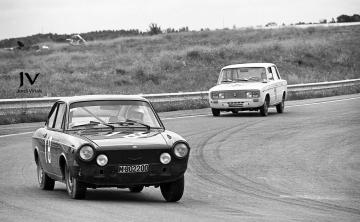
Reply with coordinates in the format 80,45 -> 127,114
209,82 -> 266,91
80,131 -> 169,150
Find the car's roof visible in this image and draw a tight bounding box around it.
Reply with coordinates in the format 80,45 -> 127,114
222,63 -> 275,70
58,95 -> 148,104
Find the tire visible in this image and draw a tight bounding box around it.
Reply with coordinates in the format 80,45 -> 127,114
260,98 -> 269,116
276,96 -> 285,113
37,162 -> 55,190
129,186 -> 144,193
211,108 -> 220,117
65,165 -> 86,199
160,176 -> 184,202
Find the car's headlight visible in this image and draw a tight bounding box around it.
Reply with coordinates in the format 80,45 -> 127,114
160,153 -> 171,164
96,154 -> 108,166
219,92 -> 225,99
79,145 -> 94,161
173,143 -> 189,158
211,92 -> 219,99
246,91 -> 260,98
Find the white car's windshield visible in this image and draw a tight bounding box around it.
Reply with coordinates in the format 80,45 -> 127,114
218,67 -> 266,84
68,100 -> 162,129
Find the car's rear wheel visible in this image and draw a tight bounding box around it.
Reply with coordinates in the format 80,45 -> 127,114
211,108 -> 220,116
65,165 -> 86,199
160,176 -> 184,202
276,95 -> 285,113
260,97 -> 269,116
37,161 -> 55,190
129,186 -> 144,193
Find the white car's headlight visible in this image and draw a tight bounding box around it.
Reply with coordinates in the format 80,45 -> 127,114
246,91 -> 260,98
173,143 -> 189,158
219,92 -> 225,99
160,153 -> 171,164
211,92 -> 219,99
96,154 -> 108,166
79,145 -> 94,161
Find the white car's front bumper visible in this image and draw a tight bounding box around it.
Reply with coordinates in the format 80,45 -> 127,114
209,99 -> 263,109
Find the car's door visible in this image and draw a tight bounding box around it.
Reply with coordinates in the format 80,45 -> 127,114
270,66 -> 281,103
272,66 -> 286,102
266,67 -> 277,105
41,103 -> 59,175
47,102 -> 67,177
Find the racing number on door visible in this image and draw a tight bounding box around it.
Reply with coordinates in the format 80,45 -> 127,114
45,136 -> 52,163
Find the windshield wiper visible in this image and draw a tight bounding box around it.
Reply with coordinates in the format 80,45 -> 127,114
221,79 -> 233,83
111,119 -> 151,131
71,121 -> 115,131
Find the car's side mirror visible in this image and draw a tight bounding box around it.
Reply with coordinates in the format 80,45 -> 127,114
44,120 -> 48,126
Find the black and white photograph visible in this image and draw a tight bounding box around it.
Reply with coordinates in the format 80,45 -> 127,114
0,0 -> 359,221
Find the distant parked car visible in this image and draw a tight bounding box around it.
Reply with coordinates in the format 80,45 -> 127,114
209,63 -> 287,116
32,95 -> 190,202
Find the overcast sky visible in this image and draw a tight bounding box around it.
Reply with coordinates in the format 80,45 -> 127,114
0,0 -> 359,39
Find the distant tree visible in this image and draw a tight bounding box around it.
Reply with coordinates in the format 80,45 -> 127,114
352,14 -> 360,22
165,28 -> 176,33
265,22 -> 277,27
178,26 -> 189,32
337,14 -> 352,23
319,19 -> 327,24
330,18 -> 336,23
148,23 -> 162,35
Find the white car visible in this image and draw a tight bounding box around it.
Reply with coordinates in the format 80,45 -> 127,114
208,63 -> 287,116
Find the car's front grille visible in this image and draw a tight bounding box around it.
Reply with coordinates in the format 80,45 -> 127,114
223,90 -> 247,99
101,149 -> 168,164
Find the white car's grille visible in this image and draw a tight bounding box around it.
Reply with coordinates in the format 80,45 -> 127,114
223,91 -> 247,99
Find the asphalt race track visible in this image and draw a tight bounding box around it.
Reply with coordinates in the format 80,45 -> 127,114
0,94 -> 359,222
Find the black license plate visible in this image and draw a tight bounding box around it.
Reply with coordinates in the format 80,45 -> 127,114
118,164 -> 149,173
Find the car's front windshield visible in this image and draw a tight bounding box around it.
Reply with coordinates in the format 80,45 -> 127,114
218,67 -> 266,84
68,100 -> 162,130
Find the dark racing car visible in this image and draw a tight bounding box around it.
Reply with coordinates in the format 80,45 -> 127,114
32,95 -> 190,201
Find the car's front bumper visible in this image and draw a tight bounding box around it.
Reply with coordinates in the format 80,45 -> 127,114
71,161 -> 188,188
209,98 -> 263,110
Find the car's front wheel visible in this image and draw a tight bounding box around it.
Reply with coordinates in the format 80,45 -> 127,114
211,108 -> 220,116
129,186 -> 144,193
160,176 -> 184,202
260,98 -> 269,116
37,161 -> 55,190
65,165 -> 86,199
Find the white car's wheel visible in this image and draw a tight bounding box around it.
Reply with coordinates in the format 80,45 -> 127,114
276,95 -> 285,113
211,108 -> 220,116
260,98 -> 269,116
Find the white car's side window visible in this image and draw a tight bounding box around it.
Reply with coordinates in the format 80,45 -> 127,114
267,67 -> 274,80
271,67 -> 279,80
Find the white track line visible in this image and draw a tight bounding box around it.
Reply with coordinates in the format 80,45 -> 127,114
1,96 -> 359,138
286,96 -> 360,108
0,131 -> 33,138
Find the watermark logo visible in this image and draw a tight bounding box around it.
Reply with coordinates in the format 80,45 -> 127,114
17,72 -> 42,94
19,72 -> 40,87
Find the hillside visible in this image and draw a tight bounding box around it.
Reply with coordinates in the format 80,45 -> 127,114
0,25 -> 359,99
